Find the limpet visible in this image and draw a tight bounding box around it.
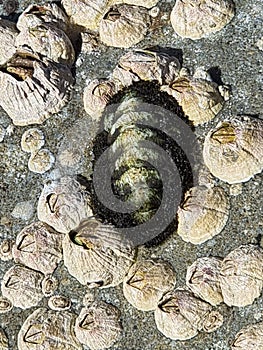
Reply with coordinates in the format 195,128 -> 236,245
99,4 -> 151,48
21,128 -> 45,153
177,186 -> 230,245
123,259 -> 176,311
170,0 -> 235,40
186,257 -> 223,306
63,218 -> 135,288
219,244 -> 263,307
0,327 -> 8,350
203,116 -> 263,184
17,308 -> 82,350
231,322 -> 263,350
37,176 -> 93,234
28,148 -> 55,174
155,288 -> 223,340
48,295 -> 71,311
74,301 -> 122,350
0,239 -> 14,261
12,221 -> 63,275
0,19 -> 18,66
0,296 -> 13,314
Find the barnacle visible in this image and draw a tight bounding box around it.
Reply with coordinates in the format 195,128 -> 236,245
21,128 -> 45,153
48,295 -> 71,311
0,19 -> 18,66
0,296 -> 13,314
28,148 -> 55,174
231,322 -> 263,350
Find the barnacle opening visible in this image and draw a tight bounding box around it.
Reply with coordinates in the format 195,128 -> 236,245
211,122 -> 236,144
2,52 -> 39,81
103,9 -> 121,22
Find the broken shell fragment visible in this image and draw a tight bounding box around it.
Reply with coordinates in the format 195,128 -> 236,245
41,275 -> 58,297
219,244 -> 263,307
203,117 -> 263,184
170,0 -> 235,40
0,327 -> 8,350
74,301 -> 122,350
0,19 -> 18,66
99,5 -> 151,48
37,176 -> 93,234
28,148 -> 55,174
17,308 -> 82,350
123,259 -> 176,311
48,295 -> 71,311
12,221 -> 63,275
0,239 -> 14,261
186,257 -> 223,306
0,57 -> 74,126
177,186 -> 230,245
0,296 -> 13,314
63,218 -> 135,288
154,288 -> 223,340
231,322 -> 263,350
21,128 -> 45,153
1,264 -> 44,309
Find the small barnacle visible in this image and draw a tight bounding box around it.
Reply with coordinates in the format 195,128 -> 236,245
170,0 -> 235,40
161,68 -> 228,125
99,4 -> 151,48
0,327 -> 8,350
123,259 -> 176,311
154,288 -> 223,340
219,244 -> 263,307
203,116 -> 263,184
21,128 -> 45,153
28,148 -> 55,174
48,295 -> 71,311
1,264 -> 44,309
37,176 -> 93,234
0,296 -> 13,314
0,239 -> 14,261
0,19 -> 18,66
186,257 -> 223,306
63,218 -> 135,288
0,55 -> 74,126
231,322 -> 263,350
74,301 -> 122,350
12,221 -> 63,275
41,275 -> 58,297
17,308 -> 82,350
177,186 -> 230,245
83,79 -> 118,121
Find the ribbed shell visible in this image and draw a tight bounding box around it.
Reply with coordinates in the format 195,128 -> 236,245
231,322 -> 263,350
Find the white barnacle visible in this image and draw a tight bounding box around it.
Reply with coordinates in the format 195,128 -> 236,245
28,148 -> 55,174
0,239 -> 14,261
21,128 -> 45,153
0,296 -> 13,314
231,322 -> 263,350
48,295 -> 71,311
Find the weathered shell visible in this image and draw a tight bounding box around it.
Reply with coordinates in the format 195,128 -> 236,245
83,79 -> 118,120
62,0 -> 114,31
219,244 -> 263,307
0,296 -> 13,314
123,259 -> 176,311
177,186 -> 230,245
231,322 -> 263,350
17,308 -> 82,350
28,148 -> 55,174
203,117 -> 263,184
48,295 -> 71,311
16,24 -> 75,66
170,0 -> 235,40
1,265 -> 44,309
154,288 -> 223,340
0,239 -> 14,261
12,221 -> 63,275
0,327 -> 8,350
37,176 -> 93,234
99,5 -> 151,48
0,19 -> 18,66
161,69 -> 228,125
74,301 -> 122,350
186,257 -> 223,306
41,275 -> 58,297
0,58 -> 74,126
116,49 -> 181,85
115,0 -> 159,7
62,218 -> 135,288
21,128 -> 45,153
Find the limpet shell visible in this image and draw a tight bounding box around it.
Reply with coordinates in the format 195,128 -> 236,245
123,259 -> 176,311
170,0 -> 235,40
154,288 -> 223,340
0,296 -> 13,314
74,301 -> 122,350
0,58 -> 74,126
99,4 -> 151,48
17,308 -> 82,350
37,176 -> 93,234
63,218 -> 135,288
48,295 -> 71,311
177,186 -> 230,245
0,327 -> 8,350
12,221 -> 63,275
1,264 -> 44,309
0,19 -> 18,66
186,257 -> 223,306
0,239 -> 14,261
21,128 -> 45,153
219,244 -> 263,307
203,117 -> 263,184
28,148 -> 55,174
231,322 -> 263,350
